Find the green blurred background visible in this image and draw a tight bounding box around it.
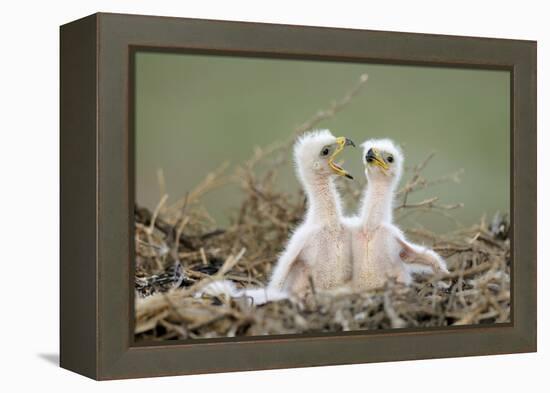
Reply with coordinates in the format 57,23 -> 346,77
135,52 -> 510,232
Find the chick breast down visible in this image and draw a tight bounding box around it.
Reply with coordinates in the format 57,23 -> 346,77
307,223 -> 352,289
281,222 -> 353,295
350,223 -> 412,291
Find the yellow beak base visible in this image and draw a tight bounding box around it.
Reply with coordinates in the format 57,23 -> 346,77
368,148 -> 390,171
328,136 -> 355,179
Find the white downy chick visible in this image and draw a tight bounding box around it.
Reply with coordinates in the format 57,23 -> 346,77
201,130 -> 356,304
350,139 -> 449,291
268,129 -> 356,295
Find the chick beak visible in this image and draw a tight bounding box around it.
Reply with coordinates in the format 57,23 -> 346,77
329,137 -> 356,179
344,138 -> 356,147
366,148 -> 389,170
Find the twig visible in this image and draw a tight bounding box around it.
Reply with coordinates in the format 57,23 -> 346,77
147,194 -> 168,236
295,73 -> 369,135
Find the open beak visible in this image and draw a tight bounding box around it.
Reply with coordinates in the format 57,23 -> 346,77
366,148 -> 389,170
329,137 -> 355,179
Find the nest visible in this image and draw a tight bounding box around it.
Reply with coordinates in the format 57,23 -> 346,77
134,74 -> 510,342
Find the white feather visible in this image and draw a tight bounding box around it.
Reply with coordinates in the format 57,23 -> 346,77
199,280 -> 288,305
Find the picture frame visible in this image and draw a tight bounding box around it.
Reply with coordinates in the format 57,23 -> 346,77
60,12 -> 536,380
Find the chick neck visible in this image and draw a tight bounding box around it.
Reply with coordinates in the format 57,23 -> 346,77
302,174 -> 342,227
360,174 -> 398,231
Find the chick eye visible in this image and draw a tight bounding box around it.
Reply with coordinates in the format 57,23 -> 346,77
387,155 -> 394,163
321,147 -> 330,156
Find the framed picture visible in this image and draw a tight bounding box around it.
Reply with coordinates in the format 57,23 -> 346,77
60,12 -> 536,380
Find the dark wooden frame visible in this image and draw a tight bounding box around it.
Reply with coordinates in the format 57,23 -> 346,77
60,12 -> 537,380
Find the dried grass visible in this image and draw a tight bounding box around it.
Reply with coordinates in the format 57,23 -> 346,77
134,74 -> 510,342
